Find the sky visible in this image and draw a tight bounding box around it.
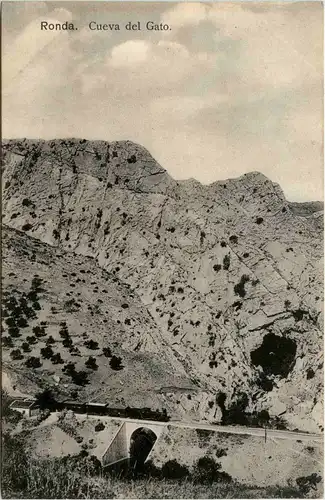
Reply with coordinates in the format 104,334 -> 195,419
2,1 -> 323,201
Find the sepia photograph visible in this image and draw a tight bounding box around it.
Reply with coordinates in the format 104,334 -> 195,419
1,1 -> 324,498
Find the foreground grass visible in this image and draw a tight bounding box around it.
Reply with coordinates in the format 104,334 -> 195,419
2,454 -> 309,499
1,430 -> 321,499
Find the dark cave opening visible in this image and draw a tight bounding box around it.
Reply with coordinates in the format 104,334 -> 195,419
251,333 -> 297,378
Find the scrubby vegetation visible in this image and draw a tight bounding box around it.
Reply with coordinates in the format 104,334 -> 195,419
1,421 -> 313,499
216,391 -> 288,429
234,274 -> 250,298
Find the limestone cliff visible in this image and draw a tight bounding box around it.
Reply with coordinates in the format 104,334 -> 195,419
2,139 -> 323,431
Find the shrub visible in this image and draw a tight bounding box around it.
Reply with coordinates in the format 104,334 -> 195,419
94,422 -> 105,432
21,342 -> 31,352
62,362 -> 76,376
110,355 -> 123,371
33,325 -> 46,336
35,389 -> 57,410
127,154 -> 137,163
103,347 -> 112,357
40,346 -> 54,359
59,325 -> 69,339
25,356 -> 42,368
2,336 -> 13,348
10,349 -> 23,360
62,338 -> 73,348
8,326 -> 21,338
292,309 -> 306,322
84,339 -> 99,350
51,353 -> 64,365
200,231 -> 206,244
196,429 -> 211,446
161,459 -> 189,479
71,370 -> 89,386
296,473 -> 322,495
234,274 -> 250,298
26,335 -> 37,344
193,456 -> 231,484
256,217 -> 264,225
223,254 -> 230,270
213,264 -> 222,272
220,392 -> 249,426
22,198 -> 33,207
21,223 -> 33,231
16,317 -> 28,328
85,356 -> 98,370
229,235 -> 238,244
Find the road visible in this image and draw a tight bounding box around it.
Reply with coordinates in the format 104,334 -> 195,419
75,413 -> 323,443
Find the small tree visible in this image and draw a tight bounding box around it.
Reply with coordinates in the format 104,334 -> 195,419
40,346 -> 54,359
33,325 -> 46,337
59,327 -> 69,339
10,349 -> 23,360
25,356 -> 42,368
84,339 -> 99,350
161,459 -> 189,479
110,355 -> 123,371
62,362 -> 76,377
103,347 -> 112,357
8,326 -> 21,338
71,370 -> 89,386
85,356 -> 98,370
21,342 -> 31,352
62,338 -> 73,348
193,456 -> 231,484
223,254 -> 230,270
52,353 -> 64,365
35,388 -> 56,410
2,336 -> 13,348
26,335 -> 37,344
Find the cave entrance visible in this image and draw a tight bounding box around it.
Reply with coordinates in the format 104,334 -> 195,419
251,333 -> 297,379
129,427 -> 157,470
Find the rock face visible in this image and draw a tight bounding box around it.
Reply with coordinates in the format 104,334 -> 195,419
2,138 -> 324,432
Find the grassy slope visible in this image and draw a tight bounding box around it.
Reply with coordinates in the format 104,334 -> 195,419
2,454 -> 307,499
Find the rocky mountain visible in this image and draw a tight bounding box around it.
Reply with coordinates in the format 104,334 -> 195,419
2,138 -> 323,432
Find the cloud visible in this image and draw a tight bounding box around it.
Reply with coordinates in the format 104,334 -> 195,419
109,40 -> 151,67
208,3 -> 322,88
80,39 -> 201,99
161,2 -> 208,28
3,7 -> 73,89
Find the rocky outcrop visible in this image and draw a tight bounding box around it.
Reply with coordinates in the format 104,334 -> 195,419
2,139 -> 323,431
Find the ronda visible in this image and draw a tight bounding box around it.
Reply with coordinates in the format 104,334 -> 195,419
40,21 -> 76,30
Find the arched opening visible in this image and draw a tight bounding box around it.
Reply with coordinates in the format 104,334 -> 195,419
129,427 -> 157,470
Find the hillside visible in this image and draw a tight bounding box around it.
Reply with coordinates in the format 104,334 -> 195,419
2,226 -> 200,417
2,138 -> 324,432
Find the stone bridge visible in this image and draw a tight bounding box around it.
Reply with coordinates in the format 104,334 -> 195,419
101,420 -> 164,467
